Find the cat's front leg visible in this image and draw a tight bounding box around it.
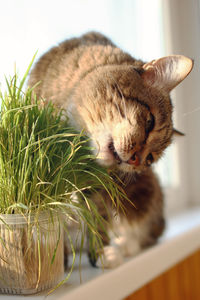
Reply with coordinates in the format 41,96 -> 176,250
109,215 -> 142,258
99,168 -> 165,267
88,213 -> 142,268
88,168 -> 165,269
116,168 -> 165,256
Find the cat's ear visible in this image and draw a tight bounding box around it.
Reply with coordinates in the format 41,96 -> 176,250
141,55 -> 193,92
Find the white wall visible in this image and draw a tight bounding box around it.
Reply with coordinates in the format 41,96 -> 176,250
0,0 -> 164,89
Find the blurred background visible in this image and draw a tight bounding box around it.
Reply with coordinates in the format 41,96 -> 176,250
0,0 -> 199,216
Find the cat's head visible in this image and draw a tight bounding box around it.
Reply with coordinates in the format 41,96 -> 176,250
74,55 -> 193,173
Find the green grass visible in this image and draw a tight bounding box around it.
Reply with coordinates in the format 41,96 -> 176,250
0,59 -> 125,258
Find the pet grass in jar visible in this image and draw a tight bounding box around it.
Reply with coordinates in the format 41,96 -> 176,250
0,213 -> 64,294
0,59 -> 123,294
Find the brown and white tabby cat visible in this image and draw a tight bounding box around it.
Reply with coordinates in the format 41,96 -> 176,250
28,32 -> 193,268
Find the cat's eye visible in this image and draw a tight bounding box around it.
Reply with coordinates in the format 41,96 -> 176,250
145,113 -> 155,134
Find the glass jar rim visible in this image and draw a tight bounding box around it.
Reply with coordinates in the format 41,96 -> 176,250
0,211 -> 60,225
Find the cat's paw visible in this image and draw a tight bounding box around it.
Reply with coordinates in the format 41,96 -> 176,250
112,236 -> 141,257
96,245 -> 124,268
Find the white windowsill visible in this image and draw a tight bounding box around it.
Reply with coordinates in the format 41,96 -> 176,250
2,206 -> 200,300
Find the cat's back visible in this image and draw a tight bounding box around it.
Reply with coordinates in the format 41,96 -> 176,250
28,32 -> 138,105
30,32 -> 114,76
28,32 -> 114,99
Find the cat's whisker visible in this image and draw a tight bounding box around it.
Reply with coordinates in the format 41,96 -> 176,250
115,99 -> 123,119
114,80 -> 128,120
111,80 -> 128,120
121,95 -> 128,120
183,107 -> 200,117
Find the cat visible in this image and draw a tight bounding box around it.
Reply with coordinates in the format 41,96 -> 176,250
28,32 -> 193,268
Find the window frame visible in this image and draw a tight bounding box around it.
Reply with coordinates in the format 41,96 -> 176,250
162,0 -> 200,214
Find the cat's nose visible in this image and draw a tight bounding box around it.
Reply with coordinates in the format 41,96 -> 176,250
127,152 -> 141,166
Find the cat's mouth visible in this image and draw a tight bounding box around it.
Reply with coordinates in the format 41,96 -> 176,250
108,141 -> 122,164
